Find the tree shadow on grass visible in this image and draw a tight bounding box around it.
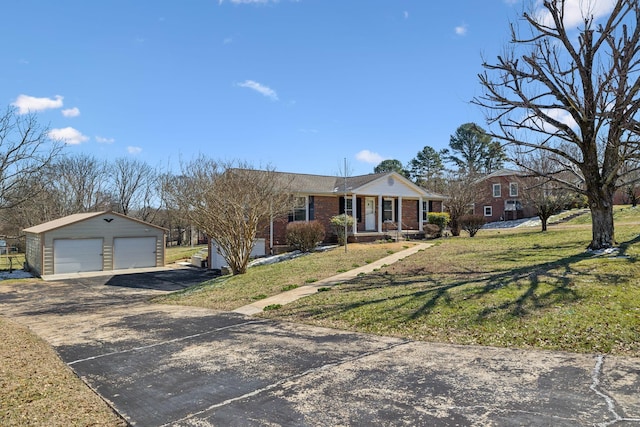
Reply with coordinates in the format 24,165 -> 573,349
295,248 -> 623,325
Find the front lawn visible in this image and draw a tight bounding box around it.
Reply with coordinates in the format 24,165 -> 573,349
155,241 -> 416,311
258,211 -> 640,357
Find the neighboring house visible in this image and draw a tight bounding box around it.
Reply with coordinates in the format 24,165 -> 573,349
473,169 -> 536,222
23,211 -> 166,277
257,170 -> 445,253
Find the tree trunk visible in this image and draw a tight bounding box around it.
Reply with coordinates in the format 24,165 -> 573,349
540,217 -> 548,232
588,201 -> 615,250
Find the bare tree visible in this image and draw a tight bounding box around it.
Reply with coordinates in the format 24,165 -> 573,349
47,154 -> 112,215
518,152 -> 575,231
111,157 -> 158,219
474,0 -> 640,250
0,106 -> 64,210
164,157 -> 292,274
443,173 -> 484,236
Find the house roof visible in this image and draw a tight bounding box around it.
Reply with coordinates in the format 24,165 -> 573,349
482,168 -> 524,179
23,211 -> 167,234
262,170 -> 445,199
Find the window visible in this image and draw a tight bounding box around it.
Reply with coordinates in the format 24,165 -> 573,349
344,198 -> 353,217
421,200 -> 428,221
383,199 -> 394,222
509,182 -> 518,197
290,196 -> 307,222
492,183 -> 501,197
484,206 -> 492,217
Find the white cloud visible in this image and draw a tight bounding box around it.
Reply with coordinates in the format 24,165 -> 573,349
237,80 -> 279,101
48,127 -> 89,145
523,108 -> 578,133
96,136 -> 115,144
535,0 -> 616,28
12,94 -> 63,114
403,11 -> 409,19
62,107 -> 80,118
127,146 -> 142,154
455,24 -> 468,36
356,149 -> 384,164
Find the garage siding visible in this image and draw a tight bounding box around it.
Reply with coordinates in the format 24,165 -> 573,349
25,233 -> 43,277
39,213 -> 165,275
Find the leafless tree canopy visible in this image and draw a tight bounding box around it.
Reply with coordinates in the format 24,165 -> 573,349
518,151 -> 576,231
474,0 -> 640,249
443,173 -> 486,236
0,106 -> 64,211
164,157 -> 292,274
111,157 -> 158,220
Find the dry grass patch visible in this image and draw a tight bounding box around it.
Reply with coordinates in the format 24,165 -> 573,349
0,317 -> 125,426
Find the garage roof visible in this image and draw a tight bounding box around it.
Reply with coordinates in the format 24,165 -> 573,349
23,211 -> 166,234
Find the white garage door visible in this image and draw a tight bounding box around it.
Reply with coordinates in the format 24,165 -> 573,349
113,237 -> 157,269
54,239 -> 103,274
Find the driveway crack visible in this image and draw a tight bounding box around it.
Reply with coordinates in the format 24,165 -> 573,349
591,354 -> 640,427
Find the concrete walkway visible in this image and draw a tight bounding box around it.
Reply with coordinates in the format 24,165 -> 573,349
233,242 -> 433,315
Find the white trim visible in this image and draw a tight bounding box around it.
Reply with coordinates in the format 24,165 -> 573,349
484,206 -> 493,217
492,183 -> 501,198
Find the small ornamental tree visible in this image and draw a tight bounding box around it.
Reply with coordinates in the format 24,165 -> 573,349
459,214 -> 485,237
330,214 -> 354,246
285,221 -> 325,252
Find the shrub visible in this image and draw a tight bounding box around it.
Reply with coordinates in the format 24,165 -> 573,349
427,212 -> 450,231
459,214 -> 485,237
423,223 -> 441,238
285,221 -> 326,252
330,214 -> 355,246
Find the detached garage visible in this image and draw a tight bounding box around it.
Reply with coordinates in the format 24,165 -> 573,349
24,211 -> 166,277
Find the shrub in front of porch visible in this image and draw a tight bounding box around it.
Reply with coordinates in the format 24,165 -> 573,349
427,212 -> 450,233
285,221 -> 326,252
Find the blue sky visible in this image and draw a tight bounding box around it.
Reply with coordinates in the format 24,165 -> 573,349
0,0 -> 608,177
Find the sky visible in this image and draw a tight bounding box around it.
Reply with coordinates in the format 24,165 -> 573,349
0,0 -> 617,177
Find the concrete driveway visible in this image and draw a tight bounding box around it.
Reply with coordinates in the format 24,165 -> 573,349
1,269 -> 639,426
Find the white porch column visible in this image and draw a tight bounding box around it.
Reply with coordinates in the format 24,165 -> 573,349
378,195 -> 383,233
398,196 -> 403,232
419,197 -> 424,232
351,194 -> 357,235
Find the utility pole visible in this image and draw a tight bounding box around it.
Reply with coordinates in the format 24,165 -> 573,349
344,157 -> 348,253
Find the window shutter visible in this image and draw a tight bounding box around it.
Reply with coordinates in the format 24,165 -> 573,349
356,198 -> 362,222
308,196 -> 315,220
394,199 -> 398,222
338,197 -> 345,214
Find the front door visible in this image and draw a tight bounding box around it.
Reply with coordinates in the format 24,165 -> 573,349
365,197 -> 376,231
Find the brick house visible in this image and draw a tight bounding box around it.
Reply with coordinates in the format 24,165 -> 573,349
473,169 -> 537,222
257,170 -> 445,253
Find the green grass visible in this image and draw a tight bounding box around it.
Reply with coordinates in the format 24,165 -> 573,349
258,212 -> 640,357
165,244 -> 208,264
154,241 -> 415,311
0,253 -> 25,271
158,208 -> 640,356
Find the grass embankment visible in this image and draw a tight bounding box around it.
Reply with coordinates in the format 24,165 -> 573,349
155,241 -> 415,311
0,317 -> 126,426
